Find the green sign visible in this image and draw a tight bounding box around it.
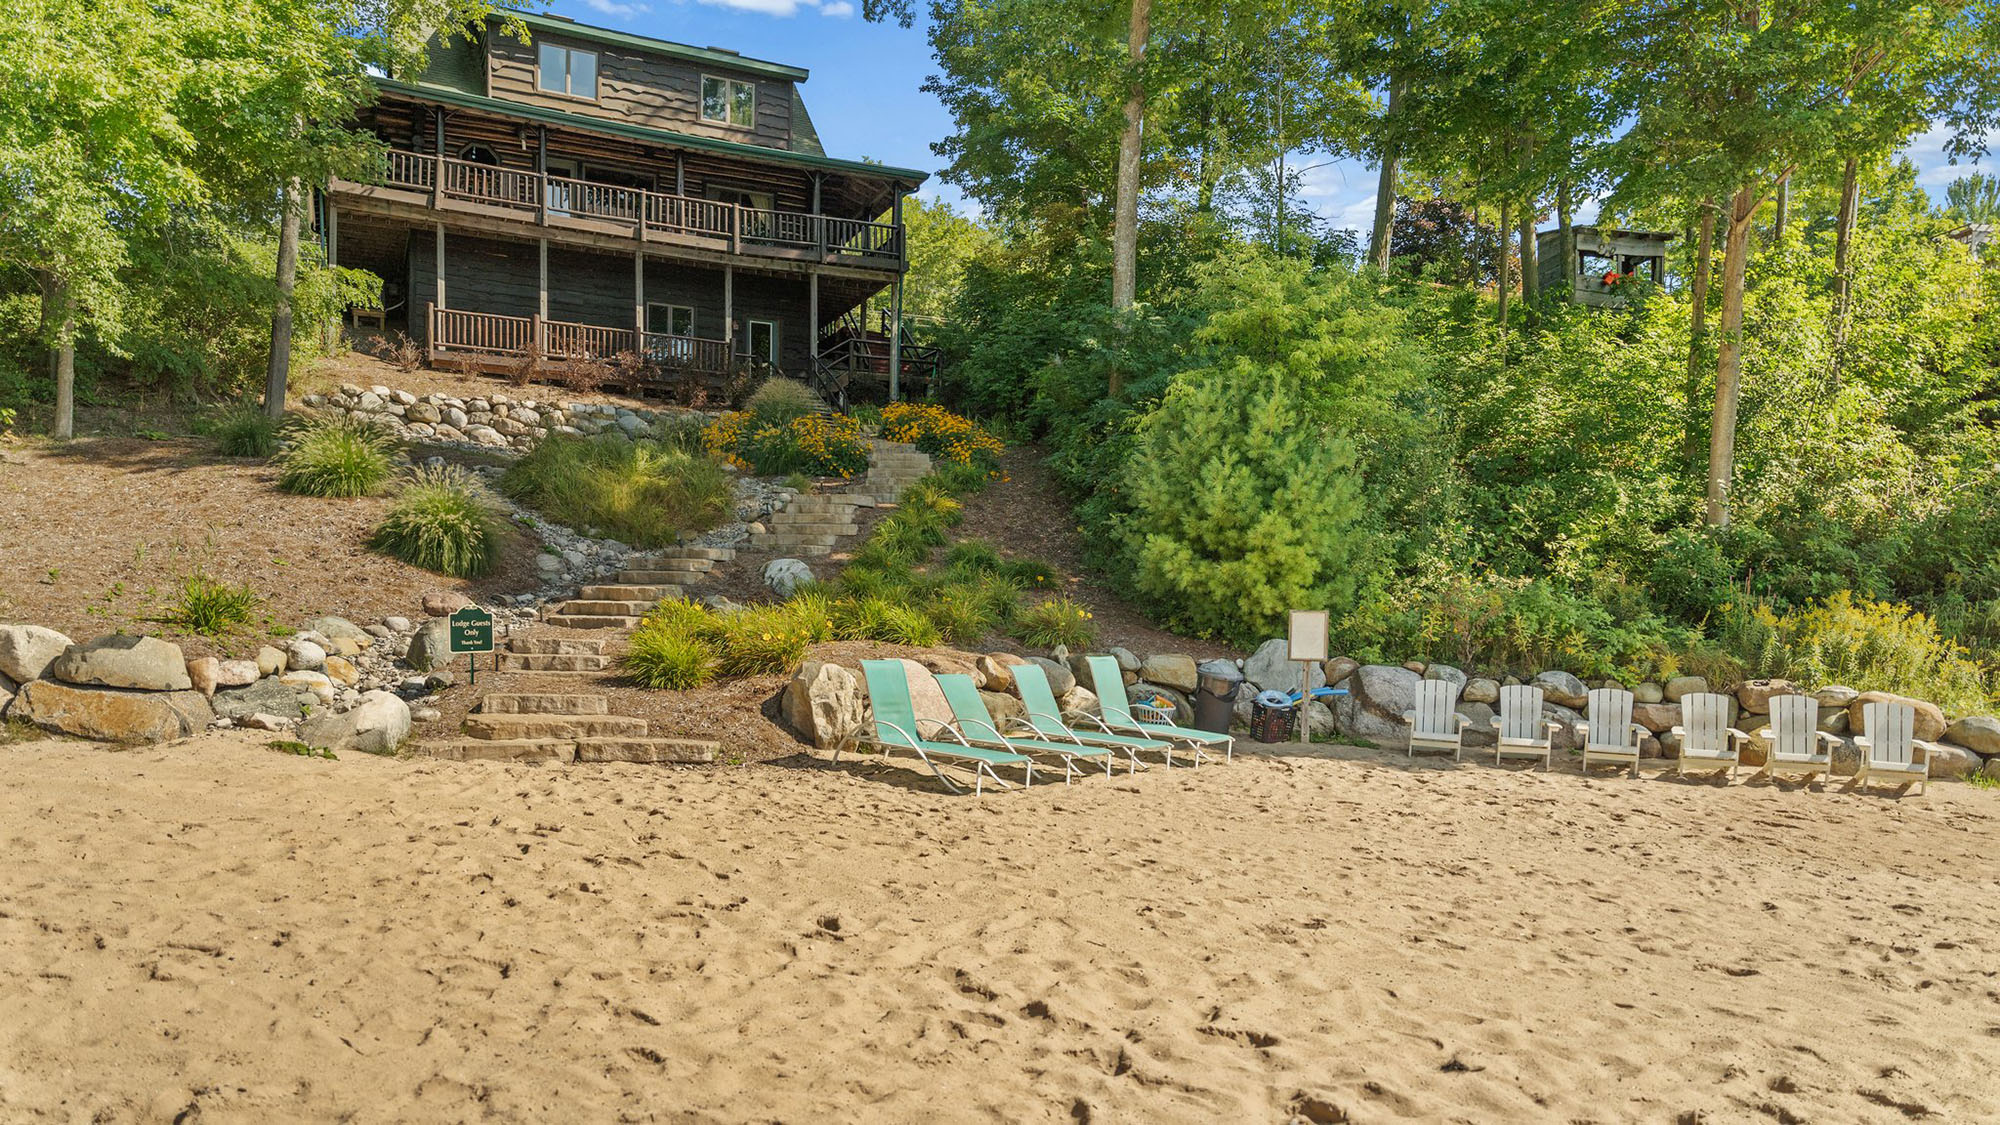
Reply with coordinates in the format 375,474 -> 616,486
448,605 -> 495,654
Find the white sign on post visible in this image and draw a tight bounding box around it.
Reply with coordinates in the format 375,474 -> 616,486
1288,610 -> 1330,744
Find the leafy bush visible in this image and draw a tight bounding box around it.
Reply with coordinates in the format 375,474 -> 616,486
880,401 -> 1005,466
156,573 -> 260,636
274,414 -> 397,498
208,406 -> 279,457
1014,595 -> 1096,650
623,624 -> 716,690
501,435 -> 732,547
744,377 -> 821,425
1715,592 -> 1994,712
924,582 -> 999,645
640,596 -> 715,636
707,605 -> 814,677
701,410 -> 870,477
878,603 -> 943,647
369,465 -> 504,578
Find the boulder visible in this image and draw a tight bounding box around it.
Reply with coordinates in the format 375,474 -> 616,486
1532,670 -> 1588,709
1301,700 -> 1334,739
1663,675 -> 1709,703
1060,685 -> 1099,716
185,657 -> 220,697
1632,702 -> 1681,734
1139,653 -> 1198,694
1544,704 -> 1584,752
1108,647 -> 1141,673
975,653 -> 1025,693
1817,706 -> 1850,735
912,652 -> 983,687
283,638 -> 327,672
763,558 -> 815,598
1984,757 -> 2000,784
213,677 -> 311,721
405,619 -> 452,673
213,659 -> 260,688
1330,664 -> 1422,745
1323,656 -> 1360,687
1813,685 -> 1860,709
383,616 -> 413,634
50,635 -> 192,691
780,661 -> 864,749
0,624 -> 73,683
895,659 -> 953,733
1847,692 -> 1947,742
256,645 -> 288,677
299,690 -> 411,755
0,672 -> 15,718
1925,742 -> 1982,781
422,590 -> 473,617
1735,679 -> 1800,714
1424,664 -> 1468,691
1461,677 -> 1500,704
13,681 -> 211,742
323,656 -> 360,687
979,689 -> 1027,727
280,670 -> 336,704
303,616 -> 366,642
1457,701 -> 1496,747
1633,681 -> 1664,704
1244,638 -> 1325,695
1027,656 -> 1075,697
1942,715 -> 2000,756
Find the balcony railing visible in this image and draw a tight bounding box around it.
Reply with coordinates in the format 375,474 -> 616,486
353,152 -> 905,269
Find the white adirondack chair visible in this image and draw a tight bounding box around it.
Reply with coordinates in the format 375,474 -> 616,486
1756,694 -> 1837,787
1854,701 -> 1935,794
1577,688 -> 1648,777
1403,680 -> 1471,760
1671,692 -> 1750,779
1489,684 -> 1559,768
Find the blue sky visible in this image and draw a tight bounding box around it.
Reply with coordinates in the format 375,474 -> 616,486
549,0 -> 1987,230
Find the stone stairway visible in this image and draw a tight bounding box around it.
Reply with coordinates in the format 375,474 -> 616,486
747,439 -> 933,558
864,439 -> 934,501
424,635 -> 716,764
543,545 -> 735,627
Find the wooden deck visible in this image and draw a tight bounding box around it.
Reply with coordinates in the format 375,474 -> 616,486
428,307 -> 747,401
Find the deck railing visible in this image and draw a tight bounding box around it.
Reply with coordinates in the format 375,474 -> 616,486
368,153 -> 903,269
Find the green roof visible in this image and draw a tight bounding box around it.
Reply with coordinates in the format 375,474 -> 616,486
372,78 -> 927,185
500,12 -> 809,83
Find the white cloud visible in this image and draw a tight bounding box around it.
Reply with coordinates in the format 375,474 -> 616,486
820,0 -> 855,15
695,0 -> 815,14
581,0 -> 650,15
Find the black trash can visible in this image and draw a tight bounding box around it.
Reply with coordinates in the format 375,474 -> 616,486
1193,659 -> 1245,734
1249,689 -> 1296,743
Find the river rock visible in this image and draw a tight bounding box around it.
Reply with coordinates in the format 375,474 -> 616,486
1633,681 -> 1664,704
1462,677 -> 1500,704
781,660 -> 863,749
212,659 -> 259,688
1139,653 -> 1198,694
1060,685 -> 1099,716
1984,757 -> 2000,783
299,690 -> 411,754
980,689 -> 1027,727
762,558 -> 814,598
50,635 -> 192,691
975,654 -> 1025,693
1847,692 -> 1947,742
0,624 -> 73,683
1244,638 -> 1325,695
405,619 -> 452,673
185,657 -> 220,697
303,616 -> 367,642
1663,675 -> 1708,702
1736,679 -> 1800,714
1108,647 -> 1141,673
256,645 -> 287,677
282,638 -> 326,672
1331,664 -> 1421,745
14,681 -> 211,742
213,677 -> 311,721
323,656 -> 360,686
1943,715 -> 2000,756
1532,670 -> 1588,709
1814,685 -> 1860,709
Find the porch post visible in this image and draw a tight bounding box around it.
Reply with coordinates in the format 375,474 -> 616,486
674,152 -> 685,197
889,277 -> 903,402
325,197 -> 338,266
431,109 -> 445,208
434,221 -> 446,309
536,126 -> 548,225
537,238 -> 548,319
634,251 -> 645,349
812,173 -> 825,261
723,265 -> 735,355
808,270 -> 819,363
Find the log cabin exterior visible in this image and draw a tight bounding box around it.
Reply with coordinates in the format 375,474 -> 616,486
324,13 -> 931,403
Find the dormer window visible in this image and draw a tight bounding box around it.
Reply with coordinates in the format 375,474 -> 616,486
701,76 -> 755,128
538,42 -> 597,99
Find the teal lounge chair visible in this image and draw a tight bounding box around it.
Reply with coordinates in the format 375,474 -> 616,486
935,673 -> 1113,783
1085,655 -> 1234,767
1011,662 -> 1163,774
840,660 -> 1034,795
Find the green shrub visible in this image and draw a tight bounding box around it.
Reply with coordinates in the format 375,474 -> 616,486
274,414 -> 397,498
708,605 -> 813,676
784,589 -> 838,643
209,406 -> 279,457
924,583 -> 998,646
875,508 -> 951,559
942,539 -> 1006,576
640,596 -> 715,637
832,596 -> 897,641
156,572 -> 260,636
501,435 -> 732,548
744,377 -> 821,426
1715,592 -> 1995,712
879,603 -> 943,647
369,465 -> 504,578
623,625 -> 716,690
1001,556 -> 1060,591
1014,595 -> 1096,650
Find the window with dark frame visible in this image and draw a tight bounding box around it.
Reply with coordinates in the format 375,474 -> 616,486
538,42 -> 598,99
701,75 -> 756,128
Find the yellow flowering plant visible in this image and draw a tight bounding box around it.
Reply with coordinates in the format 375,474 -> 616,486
880,402 -> 1004,467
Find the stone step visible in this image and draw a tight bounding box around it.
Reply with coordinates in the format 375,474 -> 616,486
767,512 -> 862,529
781,497 -> 864,512
791,544 -> 834,558
751,524 -> 859,539
558,599 -> 654,616
655,546 -> 735,562
617,569 -> 707,584
479,693 -> 608,716
540,614 -> 643,630
631,556 -> 715,572
498,652 -> 611,672
575,737 -> 720,764
580,584 -> 681,602
464,713 -> 649,740
761,532 -> 842,548
425,739 -> 575,764
509,636 -> 608,656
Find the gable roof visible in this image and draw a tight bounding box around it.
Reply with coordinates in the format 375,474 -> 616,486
500,12 -> 809,83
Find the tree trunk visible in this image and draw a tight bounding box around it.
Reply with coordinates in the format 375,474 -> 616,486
1518,200 -> 1539,314
265,178 -> 304,419
1368,75 -> 1405,270
1110,0 -> 1150,314
1830,155 -> 1860,366
1496,199 -> 1513,326
1772,176 -> 1789,241
1556,181 -> 1575,296
1706,186 -> 1757,528
36,271 -> 75,439
1684,199 -> 1716,473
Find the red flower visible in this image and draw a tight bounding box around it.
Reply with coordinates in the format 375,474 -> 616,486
1603,270 -> 1621,285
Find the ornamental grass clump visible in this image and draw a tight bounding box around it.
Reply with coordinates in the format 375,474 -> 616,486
744,377 -> 821,426
274,414 -> 397,497
370,465 -> 505,578
1014,595 -> 1096,650
708,604 -> 814,677
501,435 -> 732,547
209,406 -> 279,457
623,624 -> 717,690
157,572 -> 260,636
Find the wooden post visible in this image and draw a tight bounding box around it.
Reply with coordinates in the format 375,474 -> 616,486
893,189 -> 906,272
325,197 -> 338,266
634,251 -> 645,348
674,152 -> 684,197
808,270 -> 819,363
431,109 -> 444,208
536,126 -> 548,225
812,173 -> 824,261
888,277 -> 903,402
1297,662 -> 1312,745
723,265 -> 734,354
537,238 -> 548,320
434,221 -> 446,310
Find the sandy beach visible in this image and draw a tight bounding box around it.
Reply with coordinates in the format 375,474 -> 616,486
2,733 -> 1996,1123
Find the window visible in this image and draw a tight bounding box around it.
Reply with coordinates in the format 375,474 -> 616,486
742,319 -> 779,367
701,75 -> 756,128
647,303 -> 693,337
537,43 -> 597,99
